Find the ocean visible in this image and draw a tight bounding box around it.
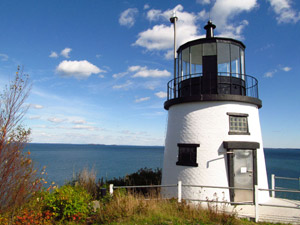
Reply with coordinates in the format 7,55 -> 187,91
25,144 -> 300,199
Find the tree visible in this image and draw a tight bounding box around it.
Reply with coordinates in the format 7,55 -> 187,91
0,67 -> 41,213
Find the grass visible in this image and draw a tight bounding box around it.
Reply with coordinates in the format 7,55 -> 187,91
0,168 -> 289,225
91,191 -> 280,225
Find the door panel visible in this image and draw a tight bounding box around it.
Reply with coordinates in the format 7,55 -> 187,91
233,150 -> 254,202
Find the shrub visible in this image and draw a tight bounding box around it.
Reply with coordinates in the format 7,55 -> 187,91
14,209 -> 53,225
42,185 -> 92,221
67,167 -> 99,199
107,167 -> 162,186
69,167 -> 162,200
107,167 -> 162,196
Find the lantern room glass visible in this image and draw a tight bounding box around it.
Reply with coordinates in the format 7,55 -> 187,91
177,42 -> 245,79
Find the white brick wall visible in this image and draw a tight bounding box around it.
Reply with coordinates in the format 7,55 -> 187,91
162,101 -> 269,203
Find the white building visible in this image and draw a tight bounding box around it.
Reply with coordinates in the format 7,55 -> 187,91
161,20 -> 269,204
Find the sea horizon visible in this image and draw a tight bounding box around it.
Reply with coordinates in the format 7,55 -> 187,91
27,142 -> 300,150
27,142 -> 164,148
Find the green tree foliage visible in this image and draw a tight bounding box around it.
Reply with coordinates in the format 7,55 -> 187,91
107,167 -> 162,186
0,67 -> 41,213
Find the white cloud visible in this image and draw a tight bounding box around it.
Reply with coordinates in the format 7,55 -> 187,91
264,71 -> 276,78
112,72 -> 128,79
72,124 -> 97,131
135,2 -> 258,55
31,104 -> 44,109
119,8 -> 139,28
132,68 -> 171,78
128,65 -> 147,72
268,0 -> 300,23
196,0 -> 211,5
144,4 -> 150,10
113,80 -> 133,89
210,0 -> 258,39
164,50 -> 174,60
28,115 -> 41,120
282,66 -> 291,72
135,97 -> 150,103
146,9 -> 162,21
60,48 -> 72,58
134,5 -> 200,55
72,119 -> 87,124
48,117 -> 66,123
49,51 -> 58,58
0,53 -> 9,61
155,91 -> 167,98
130,65 -> 171,78
116,65 -> 171,79
264,65 -> 291,78
198,10 -> 210,21
56,60 -> 105,79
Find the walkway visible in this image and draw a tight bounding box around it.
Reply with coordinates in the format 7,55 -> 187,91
226,198 -> 300,224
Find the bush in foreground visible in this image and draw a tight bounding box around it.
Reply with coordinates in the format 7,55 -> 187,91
0,67 -> 42,223
42,185 -> 92,221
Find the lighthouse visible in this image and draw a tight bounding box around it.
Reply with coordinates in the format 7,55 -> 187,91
161,20 -> 269,204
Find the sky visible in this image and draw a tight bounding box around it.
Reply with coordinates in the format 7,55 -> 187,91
0,0 -> 299,148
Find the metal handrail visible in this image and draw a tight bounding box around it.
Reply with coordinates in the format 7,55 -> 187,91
183,184 -> 253,191
258,203 -> 300,209
275,176 -> 300,181
259,188 -> 300,193
185,199 -> 254,205
114,184 -> 176,189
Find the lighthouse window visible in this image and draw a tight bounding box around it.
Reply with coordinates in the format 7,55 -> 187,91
230,45 -> 240,77
176,143 -> 199,167
228,113 -> 249,135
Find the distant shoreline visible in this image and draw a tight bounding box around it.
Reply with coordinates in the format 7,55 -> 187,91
27,142 -> 164,148
26,143 -> 300,150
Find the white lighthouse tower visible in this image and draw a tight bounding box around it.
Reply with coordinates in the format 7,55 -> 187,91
161,20 -> 269,204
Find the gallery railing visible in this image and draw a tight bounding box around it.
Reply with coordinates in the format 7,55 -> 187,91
167,72 -> 259,101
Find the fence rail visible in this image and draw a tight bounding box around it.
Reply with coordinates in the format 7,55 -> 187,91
271,174 -> 300,197
109,175 -> 300,223
182,184 -> 253,191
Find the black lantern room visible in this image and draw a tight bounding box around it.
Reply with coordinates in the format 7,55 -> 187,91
164,21 -> 261,110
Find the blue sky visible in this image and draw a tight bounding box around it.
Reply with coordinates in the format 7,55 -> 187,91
0,0 -> 299,147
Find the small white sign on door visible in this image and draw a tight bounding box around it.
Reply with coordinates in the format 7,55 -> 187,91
240,167 -> 247,173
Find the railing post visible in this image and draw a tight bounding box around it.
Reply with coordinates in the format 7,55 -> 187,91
109,184 -> 114,196
178,181 -> 182,203
271,174 -> 275,198
255,185 -> 259,223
